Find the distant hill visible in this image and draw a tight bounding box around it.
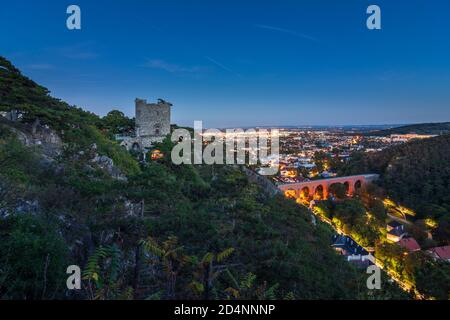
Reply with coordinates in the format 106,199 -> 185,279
366,122 -> 450,136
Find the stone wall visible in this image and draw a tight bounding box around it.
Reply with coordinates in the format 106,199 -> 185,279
242,166 -> 281,197
120,135 -> 165,151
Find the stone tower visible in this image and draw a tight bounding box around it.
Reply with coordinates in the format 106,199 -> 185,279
120,98 -> 172,151
135,98 -> 171,138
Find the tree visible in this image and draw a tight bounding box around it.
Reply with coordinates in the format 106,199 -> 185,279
434,219 -> 450,245
369,199 -> 387,220
313,151 -> 331,172
189,248 -> 235,300
329,183 -> 347,199
141,236 -> 189,299
224,272 -> 281,300
0,214 -> 69,299
83,245 -> 131,300
334,199 -> 366,225
102,110 -> 134,135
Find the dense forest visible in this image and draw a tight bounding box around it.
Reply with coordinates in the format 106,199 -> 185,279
0,57 -> 406,300
341,134 -> 450,245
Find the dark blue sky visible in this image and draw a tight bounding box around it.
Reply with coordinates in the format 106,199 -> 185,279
2,0 -> 450,127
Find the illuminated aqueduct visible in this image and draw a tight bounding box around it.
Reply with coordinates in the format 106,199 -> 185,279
278,174 -> 379,201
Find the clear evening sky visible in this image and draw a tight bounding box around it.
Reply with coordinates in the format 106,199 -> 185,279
1,0 -> 449,128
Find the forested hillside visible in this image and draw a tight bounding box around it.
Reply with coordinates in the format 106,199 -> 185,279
367,122 -> 450,136
0,57 -> 406,299
341,134 -> 450,243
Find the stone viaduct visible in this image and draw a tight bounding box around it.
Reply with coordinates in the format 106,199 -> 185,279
278,174 -> 379,200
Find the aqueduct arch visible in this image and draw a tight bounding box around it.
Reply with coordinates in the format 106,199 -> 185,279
278,174 -> 379,201
354,180 -> 362,191
300,186 -> 310,199
343,182 -> 350,194
313,185 -> 325,200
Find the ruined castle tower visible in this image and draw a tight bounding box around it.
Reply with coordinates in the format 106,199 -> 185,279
120,98 -> 172,151
135,98 -> 171,138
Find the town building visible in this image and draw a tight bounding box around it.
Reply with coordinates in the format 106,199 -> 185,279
390,133 -> 437,142
331,235 -> 373,267
398,237 -> 421,252
387,221 -> 407,242
427,245 -> 450,263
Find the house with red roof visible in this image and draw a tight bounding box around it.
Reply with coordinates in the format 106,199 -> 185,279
398,237 -> 421,252
427,245 -> 450,263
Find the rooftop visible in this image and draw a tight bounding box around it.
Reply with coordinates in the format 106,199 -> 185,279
428,245 -> 450,260
331,235 -> 368,256
398,237 -> 421,252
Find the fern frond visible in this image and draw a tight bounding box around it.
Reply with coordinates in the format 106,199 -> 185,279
217,248 -> 234,263
225,287 -> 240,299
141,238 -> 164,257
240,272 -> 256,289
201,252 -> 214,264
265,283 -> 279,300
